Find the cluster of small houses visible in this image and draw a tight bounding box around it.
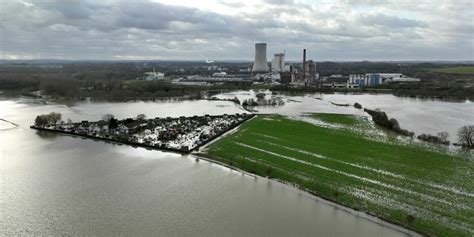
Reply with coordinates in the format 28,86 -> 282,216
45,113 -> 252,152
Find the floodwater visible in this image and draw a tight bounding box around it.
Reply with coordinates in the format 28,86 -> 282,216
216,90 -> 474,141
2,93 -> 464,236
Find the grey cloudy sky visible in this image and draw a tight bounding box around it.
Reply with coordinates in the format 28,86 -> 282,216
1,0 -> 473,61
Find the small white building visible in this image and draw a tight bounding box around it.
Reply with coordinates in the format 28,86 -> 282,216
391,77 -> 420,82
144,68 -> 165,80
212,72 -> 227,77
376,73 -> 420,83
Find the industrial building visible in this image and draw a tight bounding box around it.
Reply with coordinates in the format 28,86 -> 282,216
284,49 -> 319,85
303,60 -> 318,84
348,73 -> 420,87
271,53 -> 285,72
379,73 -> 421,83
349,74 -> 369,87
280,71 -> 292,84
322,75 -> 351,88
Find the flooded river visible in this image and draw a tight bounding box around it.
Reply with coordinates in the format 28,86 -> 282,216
3,92 -> 469,235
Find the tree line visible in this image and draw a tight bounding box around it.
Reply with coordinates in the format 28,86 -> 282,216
34,112 -> 62,127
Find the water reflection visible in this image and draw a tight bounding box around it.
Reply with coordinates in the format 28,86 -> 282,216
35,130 -> 60,139
0,95 -> 446,236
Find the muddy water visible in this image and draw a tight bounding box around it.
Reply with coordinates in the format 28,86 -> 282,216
1,97 -> 412,236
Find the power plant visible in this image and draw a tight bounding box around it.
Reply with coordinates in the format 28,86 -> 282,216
171,42 -> 419,89
251,43 -> 318,85
252,43 -> 269,72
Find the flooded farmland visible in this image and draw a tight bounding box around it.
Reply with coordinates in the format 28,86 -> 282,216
215,90 -> 474,141
2,91 -> 471,235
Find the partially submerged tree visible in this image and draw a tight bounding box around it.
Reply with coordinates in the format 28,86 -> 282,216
108,117 -> 118,130
437,132 -> 449,144
48,112 -> 62,124
457,125 -> 474,148
102,113 -> 115,122
232,97 -> 240,105
364,109 -> 414,137
136,114 -> 146,121
418,132 -> 450,145
242,98 -> 259,106
34,112 -> 62,127
34,115 -> 48,127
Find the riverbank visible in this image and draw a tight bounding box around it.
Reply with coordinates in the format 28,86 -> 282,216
3,82 -> 472,105
205,114 -> 474,237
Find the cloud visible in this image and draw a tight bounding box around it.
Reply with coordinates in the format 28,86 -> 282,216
0,0 -> 472,61
359,14 -> 427,29
263,0 -> 294,4
217,1 -> 246,8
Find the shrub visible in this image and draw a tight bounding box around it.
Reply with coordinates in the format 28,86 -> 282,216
256,92 -> 266,99
406,214 -> 415,225
266,166 -> 273,177
418,133 -> 450,145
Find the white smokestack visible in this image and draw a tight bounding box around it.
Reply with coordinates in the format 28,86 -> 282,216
252,43 -> 269,72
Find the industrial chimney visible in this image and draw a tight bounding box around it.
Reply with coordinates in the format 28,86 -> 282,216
252,43 -> 269,72
302,49 -> 306,82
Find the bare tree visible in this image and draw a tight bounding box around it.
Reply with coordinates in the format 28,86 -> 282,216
457,125 -> 474,147
437,132 -> 449,144
48,112 -> 62,124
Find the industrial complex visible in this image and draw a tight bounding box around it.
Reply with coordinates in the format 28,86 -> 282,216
248,42 -> 419,88
137,42 -> 420,89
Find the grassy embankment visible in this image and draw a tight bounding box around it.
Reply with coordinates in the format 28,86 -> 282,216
430,66 -> 474,74
206,114 -> 473,237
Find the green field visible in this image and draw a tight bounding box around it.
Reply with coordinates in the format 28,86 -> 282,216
431,66 -> 474,74
207,114 -> 474,236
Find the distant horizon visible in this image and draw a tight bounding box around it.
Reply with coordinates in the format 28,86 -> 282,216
1,59 -> 473,64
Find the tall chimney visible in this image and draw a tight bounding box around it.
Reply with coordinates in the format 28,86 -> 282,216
302,49 -> 306,82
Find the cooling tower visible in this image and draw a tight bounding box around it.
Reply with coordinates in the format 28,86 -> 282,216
252,43 -> 269,72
